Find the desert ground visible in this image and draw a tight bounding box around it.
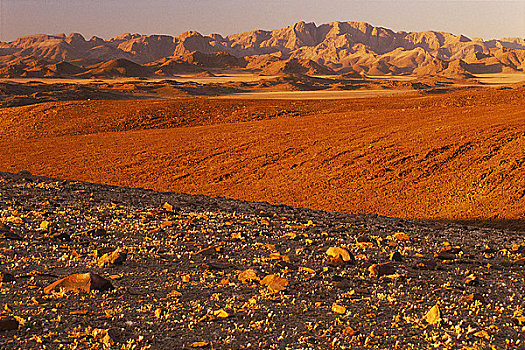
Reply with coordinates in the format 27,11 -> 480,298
0,70 -> 524,350
3,72 -> 522,85
2,170 -> 525,349
0,77 -> 524,231
1,19 -> 525,349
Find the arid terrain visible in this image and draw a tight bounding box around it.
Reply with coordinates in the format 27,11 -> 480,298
1,171 -> 525,349
0,84 -> 524,231
0,73 -> 478,108
0,18 -> 524,349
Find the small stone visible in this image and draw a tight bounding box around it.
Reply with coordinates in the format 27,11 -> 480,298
435,251 -> 456,260
325,255 -> 347,267
97,248 -> 127,268
424,304 -> 441,325
193,245 -> 222,257
0,316 -> 19,331
342,326 -> 359,336
70,310 -> 89,315
369,262 -> 395,278
463,274 -> 479,286
325,247 -> 354,267
213,309 -> 229,318
274,260 -> 298,271
93,328 -> 120,345
473,330 -> 490,340
390,251 -> 403,262
44,273 -> 113,293
162,202 -> 174,211
332,303 -> 346,314
0,272 -> 15,283
160,221 -> 173,228
200,261 -> 233,271
86,228 -> 107,237
392,232 -> 409,241
40,220 -> 51,231
238,269 -> 259,283
260,274 -> 288,293
47,231 -> 71,241
269,252 -> 290,262
298,266 -> 316,274
326,247 -> 355,263
441,246 -> 462,254
92,248 -> 113,259
0,223 -> 23,240
459,293 -> 485,304
416,259 -> 438,270
103,329 -> 120,345
356,234 -> 373,243
513,315 -> 525,326
168,290 -> 182,298
435,246 -> 460,260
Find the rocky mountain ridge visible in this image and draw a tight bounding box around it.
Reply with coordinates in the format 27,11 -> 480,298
0,21 -> 524,77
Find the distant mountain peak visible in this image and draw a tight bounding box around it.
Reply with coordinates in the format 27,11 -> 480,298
0,21 -> 523,77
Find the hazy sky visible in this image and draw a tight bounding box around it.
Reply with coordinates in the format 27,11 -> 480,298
1,0 -> 523,42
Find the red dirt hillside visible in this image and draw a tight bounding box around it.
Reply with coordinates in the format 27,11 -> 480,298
1,87 -> 524,229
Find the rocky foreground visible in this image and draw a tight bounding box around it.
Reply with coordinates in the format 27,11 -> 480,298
1,171 -> 525,349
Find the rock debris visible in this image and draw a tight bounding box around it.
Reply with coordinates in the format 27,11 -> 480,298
1,171 -> 525,349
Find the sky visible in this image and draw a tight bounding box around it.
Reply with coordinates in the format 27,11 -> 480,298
0,0 -> 523,42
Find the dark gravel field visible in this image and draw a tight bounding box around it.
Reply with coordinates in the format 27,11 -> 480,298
1,171 -> 525,349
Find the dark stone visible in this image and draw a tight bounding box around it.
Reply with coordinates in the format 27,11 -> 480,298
416,259 -> 438,270
200,261 -> 233,271
356,234 -> 373,243
98,249 -> 127,267
435,251 -> 457,260
369,262 -> 395,277
440,246 -> 462,254
464,274 -> 479,286
44,273 -> 113,293
459,293 -> 485,304
0,223 -> 23,240
47,231 -> 71,241
390,251 -> 403,262
87,228 -> 107,237
274,260 -> 298,270
0,316 -> 19,331
0,272 -> 15,283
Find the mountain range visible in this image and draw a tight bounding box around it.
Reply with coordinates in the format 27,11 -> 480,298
0,21 -> 524,78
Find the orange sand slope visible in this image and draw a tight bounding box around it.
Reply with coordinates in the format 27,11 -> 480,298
1,87 -> 524,229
